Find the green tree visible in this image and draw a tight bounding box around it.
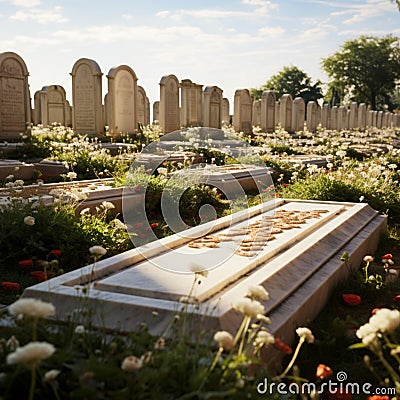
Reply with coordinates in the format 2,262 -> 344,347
322,35 -> 400,111
251,65 -> 323,104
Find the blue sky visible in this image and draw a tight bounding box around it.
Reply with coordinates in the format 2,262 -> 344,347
0,0 -> 399,107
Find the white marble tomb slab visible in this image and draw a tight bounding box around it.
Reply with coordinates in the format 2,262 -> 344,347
23,199 -> 386,341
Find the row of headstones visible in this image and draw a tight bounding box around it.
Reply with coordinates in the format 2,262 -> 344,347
0,51 -> 399,140
252,93 -> 400,133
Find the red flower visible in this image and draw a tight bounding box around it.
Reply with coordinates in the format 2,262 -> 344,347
368,397 -> 390,400
50,249 -> 62,257
371,308 -> 380,314
274,337 -> 293,355
382,254 -> 393,260
30,271 -> 47,282
316,363 -> 333,379
150,222 -> 158,228
1,281 -> 21,291
393,294 -> 400,302
342,294 -> 361,306
18,259 -> 33,269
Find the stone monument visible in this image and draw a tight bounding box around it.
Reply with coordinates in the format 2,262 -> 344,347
0,51 -> 31,139
71,58 -> 103,136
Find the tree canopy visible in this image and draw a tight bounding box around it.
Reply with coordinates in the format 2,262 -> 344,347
250,65 -> 323,104
322,35 -> 400,111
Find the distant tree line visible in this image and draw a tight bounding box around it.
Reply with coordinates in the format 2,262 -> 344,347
252,35 -> 400,112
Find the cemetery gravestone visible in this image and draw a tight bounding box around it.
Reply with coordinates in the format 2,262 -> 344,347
159,74 -> 180,134
358,103 -> 367,130
321,104 -> 330,129
107,65 -> 138,135
349,102 -> 358,129
233,89 -> 252,135
292,97 -> 305,132
180,79 -> 203,127
137,86 -> 150,127
306,101 -> 318,132
252,99 -> 261,127
279,94 -> 293,133
221,98 -> 230,125
203,86 -> 223,129
153,101 -> 159,123
0,51 -> 31,139
330,106 -> 338,130
33,85 -> 70,127
261,91 -> 276,133
71,58 -> 103,136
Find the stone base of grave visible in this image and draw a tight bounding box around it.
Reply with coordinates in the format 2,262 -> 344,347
23,199 -> 386,344
0,159 -> 35,180
34,159 -> 68,180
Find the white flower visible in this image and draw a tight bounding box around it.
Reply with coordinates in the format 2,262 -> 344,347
9,298 -> 55,319
67,171 -> 77,180
154,337 -> 165,349
190,263 -> 208,277
23,216 -> 35,226
296,327 -> 314,343
359,196 -> 365,202
233,297 -> 265,318
214,331 -> 234,351
253,330 -> 274,348
247,285 -> 269,300
101,201 -> 115,210
7,342 -> 55,365
14,180 -> 24,187
112,219 -> 126,230
80,208 -> 91,215
369,308 -> 400,334
121,355 -> 143,372
6,336 -> 19,352
89,246 -> 107,256
5,174 -> 14,181
363,255 -> 374,263
74,325 -> 85,334
44,369 -> 60,382
356,322 -> 377,339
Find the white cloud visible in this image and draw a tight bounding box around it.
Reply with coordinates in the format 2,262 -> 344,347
11,0 -> 41,7
242,0 -> 278,14
9,6 -> 68,24
258,26 -> 285,37
122,14 -> 133,21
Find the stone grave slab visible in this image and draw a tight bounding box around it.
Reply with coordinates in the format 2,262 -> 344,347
34,159 -> 68,180
23,199 -> 386,342
280,154 -> 330,168
0,159 -> 35,180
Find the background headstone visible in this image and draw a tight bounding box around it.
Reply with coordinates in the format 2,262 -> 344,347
203,86 -> 223,129
233,88 -> 252,135
252,99 -> 261,127
107,65 -> 138,135
180,79 -> 203,127
0,51 -> 31,139
261,90 -> 276,132
33,85 -> 70,126
292,97 -> 305,132
137,85 -> 150,127
358,103 -> 367,130
349,102 -> 358,129
159,74 -> 180,133
71,58 -> 103,136
153,101 -> 159,123
279,94 -> 293,133
306,101 -> 318,132
221,98 -> 230,125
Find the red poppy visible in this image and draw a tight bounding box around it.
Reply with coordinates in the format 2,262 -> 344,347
382,254 -> 393,260
18,259 -> 33,269
150,222 -> 158,228
1,281 -> 21,291
316,363 -> 333,379
274,337 -> 293,355
50,249 -> 62,257
393,294 -> 400,302
371,308 -> 380,314
342,294 -> 361,306
368,397 -> 390,400
30,271 -> 47,282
